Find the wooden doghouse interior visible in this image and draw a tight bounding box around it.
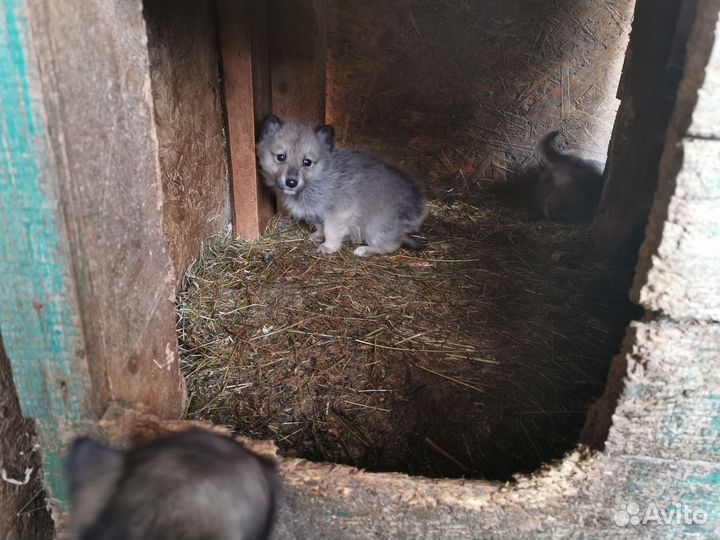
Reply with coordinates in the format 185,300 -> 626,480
172,0 -> 646,481
0,0 -> 718,538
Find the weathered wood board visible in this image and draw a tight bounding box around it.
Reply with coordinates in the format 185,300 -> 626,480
0,0 -> 96,507
23,0 -> 186,418
0,0 -> 186,510
633,0 -> 720,320
2,0 -> 719,535
144,0 -> 230,283
604,322 -> 720,461
593,0 -> 693,262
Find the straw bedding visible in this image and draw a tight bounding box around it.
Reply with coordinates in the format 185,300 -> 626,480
178,0 -> 635,480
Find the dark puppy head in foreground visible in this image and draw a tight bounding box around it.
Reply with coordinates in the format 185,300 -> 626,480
67,429 -> 280,540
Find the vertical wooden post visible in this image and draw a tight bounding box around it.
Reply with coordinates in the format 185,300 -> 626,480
218,0 -> 328,237
593,0 -> 688,262
0,0 -> 186,512
268,0 -> 328,123
144,0 -> 230,283
218,0 -> 275,239
0,0 -> 95,509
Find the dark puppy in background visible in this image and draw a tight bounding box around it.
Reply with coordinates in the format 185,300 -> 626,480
256,115 -> 426,257
67,429 -> 280,540
534,130 -> 604,222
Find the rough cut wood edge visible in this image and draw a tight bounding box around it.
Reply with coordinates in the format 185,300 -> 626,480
603,321 -> 719,461
81,401 -> 719,539
218,0 -> 274,240
592,0 -> 687,262
633,0 -> 720,320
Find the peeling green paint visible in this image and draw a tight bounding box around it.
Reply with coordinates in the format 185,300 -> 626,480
0,0 -> 92,511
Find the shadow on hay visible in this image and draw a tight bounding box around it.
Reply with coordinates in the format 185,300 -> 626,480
178,190 -> 639,480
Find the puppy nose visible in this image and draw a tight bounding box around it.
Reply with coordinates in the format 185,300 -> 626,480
285,177 -> 298,188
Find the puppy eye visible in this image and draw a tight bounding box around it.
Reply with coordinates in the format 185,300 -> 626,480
303,158 -> 313,167
276,153 -> 286,162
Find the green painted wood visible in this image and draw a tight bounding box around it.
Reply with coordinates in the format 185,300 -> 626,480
0,0 -> 94,511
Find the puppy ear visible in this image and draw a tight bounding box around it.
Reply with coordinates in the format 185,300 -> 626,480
259,114 -> 283,141
315,124 -> 335,151
67,437 -> 123,485
67,437 -> 124,534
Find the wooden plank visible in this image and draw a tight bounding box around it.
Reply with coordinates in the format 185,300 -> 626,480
593,0 -> 688,262
218,0 -> 275,240
0,0 -> 187,511
633,1 -> 720,319
268,0 -> 328,123
27,0 -> 186,419
636,158 -> 720,319
144,0 -> 230,283
0,0 -> 96,509
603,321 -> 720,461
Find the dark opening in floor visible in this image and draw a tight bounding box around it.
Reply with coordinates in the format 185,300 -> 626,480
178,194 -> 639,480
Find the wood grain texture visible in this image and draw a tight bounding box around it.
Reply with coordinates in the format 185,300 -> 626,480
268,0 -> 327,123
218,0 -> 275,239
24,0 -> 186,419
144,0 -> 230,283
593,0 -> 690,262
604,321 -> 720,461
1,0 -> 188,511
0,0 -> 96,509
633,0 -> 720,319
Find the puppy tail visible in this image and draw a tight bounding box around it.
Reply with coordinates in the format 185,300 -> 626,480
402,235 -> 425,251
539,130 -> 566,164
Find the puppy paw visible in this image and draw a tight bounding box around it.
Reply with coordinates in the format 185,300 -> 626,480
319,243 -> 340,255
353,246 -> 373,257
309,231 -> 325,243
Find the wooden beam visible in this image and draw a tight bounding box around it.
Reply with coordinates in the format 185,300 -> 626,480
592,0 -> 688,262
0,0 -> 96,509
268,0 -> 328,123
218,0 -> 275,240
144,0 -> 230,283
0,0 -> 186,511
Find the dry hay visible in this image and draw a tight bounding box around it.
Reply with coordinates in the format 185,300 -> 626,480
178,0 -> 636,481
178,191 -> 638,480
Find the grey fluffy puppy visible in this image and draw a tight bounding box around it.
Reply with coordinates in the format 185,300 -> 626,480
535,130 -> 604,222
66,429 -> 280,540
256,115 -> 426,256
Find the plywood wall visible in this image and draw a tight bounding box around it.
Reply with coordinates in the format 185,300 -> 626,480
327,0 -> 634,181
